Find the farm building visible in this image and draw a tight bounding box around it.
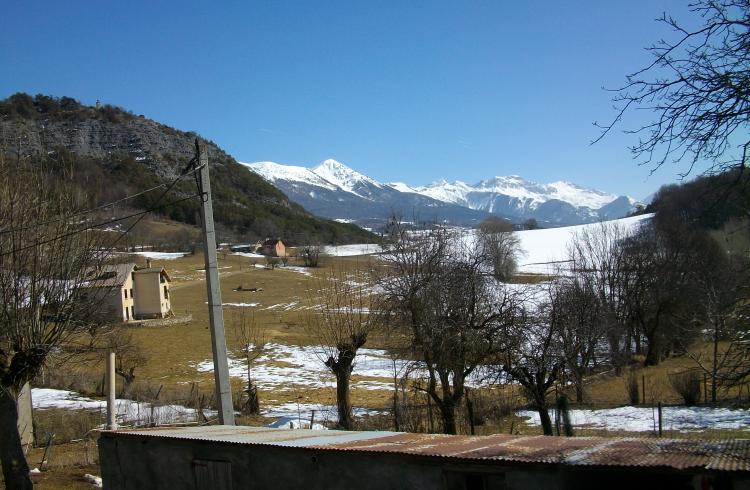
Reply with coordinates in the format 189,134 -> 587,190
82,262 -> 137,322
133,266 -> 171,319
82,262 -> 172,322
99,426 -> 750,489
261,238 -> 286,257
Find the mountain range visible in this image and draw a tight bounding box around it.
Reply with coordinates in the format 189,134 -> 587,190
245,159 -> 642,227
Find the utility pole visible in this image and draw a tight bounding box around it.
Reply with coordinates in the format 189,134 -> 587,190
195,139 -> 235,425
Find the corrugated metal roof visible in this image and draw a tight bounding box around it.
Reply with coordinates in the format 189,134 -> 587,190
103,426 -> 750,472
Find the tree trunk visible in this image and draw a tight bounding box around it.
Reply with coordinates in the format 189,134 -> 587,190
644,340 -> 660,366
0,388 -> 32,489
334,368 -> 353,430
575,382 -> 585,404
438,398 -> 457,435
537,406 -> 553,436
712,323 -> 719,405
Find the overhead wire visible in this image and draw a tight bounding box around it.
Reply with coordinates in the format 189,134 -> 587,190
0,156 -> 201,258
0,181 -> 173,235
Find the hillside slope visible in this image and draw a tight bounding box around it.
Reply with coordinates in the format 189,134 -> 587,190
0,93 -> 373,244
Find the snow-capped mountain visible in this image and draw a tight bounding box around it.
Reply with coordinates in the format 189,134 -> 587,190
243,159 -> 641,228
244,160 -> 490,227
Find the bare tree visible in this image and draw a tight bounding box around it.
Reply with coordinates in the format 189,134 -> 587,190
108,330 -> 147,398
300,244 -> 321,268
0,155 -> 108,488
477,217 -> 521,281
379,221 -> 519,434
230,309 -> 267,414
554,277 -> 605,403
683,254 -> 750,402
568,221 -> 630,371
500,285 -> 564,436
306,267 -> 377,430
597,0 -> 750,176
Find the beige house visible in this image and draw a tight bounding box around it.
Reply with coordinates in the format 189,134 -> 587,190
83,262 -> 137,322
83,262 -> 172,323
133,267 -> 171,319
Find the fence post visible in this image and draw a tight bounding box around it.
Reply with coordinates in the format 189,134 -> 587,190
657,402 -> 662,437
106,351 -> 117,430
310,410 -> 315,430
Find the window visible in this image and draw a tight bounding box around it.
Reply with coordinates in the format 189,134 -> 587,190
130,288 -> 133,298
123,289 -> 127,299
125,308 -> 129,321
131,306 -> 134,318
163,285 -> 169,299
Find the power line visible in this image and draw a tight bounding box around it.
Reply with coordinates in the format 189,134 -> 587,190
0,182 -> 171,236
0,194 -> 199,258
0,157 -> 201,258
0,158 -> 197,236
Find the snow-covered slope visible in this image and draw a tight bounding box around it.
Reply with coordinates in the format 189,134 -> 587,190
244,161 -> 339,191
311,159 -> 383,197
515,214 -> 653,274
243,159 -> 642,228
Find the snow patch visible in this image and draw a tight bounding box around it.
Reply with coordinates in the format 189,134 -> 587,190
518,405 -> 750,432
133,251 -> 187,260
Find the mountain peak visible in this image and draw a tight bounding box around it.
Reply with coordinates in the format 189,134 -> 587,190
311,158 -> 382,195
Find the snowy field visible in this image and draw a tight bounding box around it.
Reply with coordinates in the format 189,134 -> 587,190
518,405 -> 750,432
323,244 -> 382,256
32,388 -> 215,426
193,343 -> 414,392
132,251 -> 187,260
193,342 -> 488,394
514,214 -> 652,274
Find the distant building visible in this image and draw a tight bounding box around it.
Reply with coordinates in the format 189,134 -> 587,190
82,261 -> 172,323
82,262 -> 137,322
133,266 -> 171,319
261,238 -> 286,257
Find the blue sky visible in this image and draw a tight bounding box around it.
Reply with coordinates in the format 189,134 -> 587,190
2,1 -> 699,199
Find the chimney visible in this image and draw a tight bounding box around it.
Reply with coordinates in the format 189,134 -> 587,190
146,259 -> 152,269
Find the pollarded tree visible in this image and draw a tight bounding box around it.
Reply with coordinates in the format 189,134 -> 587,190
597,0 -> 750,177
307,267 -> 378,430
0,153 -> 109,488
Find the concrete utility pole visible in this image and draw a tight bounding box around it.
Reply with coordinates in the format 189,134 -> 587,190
106,351 -> 117,430
195,139 -> 235,425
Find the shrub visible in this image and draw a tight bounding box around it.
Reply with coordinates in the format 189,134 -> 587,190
669,370 -> 702,406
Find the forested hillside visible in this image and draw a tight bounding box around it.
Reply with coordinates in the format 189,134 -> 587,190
0,93 -> 374,244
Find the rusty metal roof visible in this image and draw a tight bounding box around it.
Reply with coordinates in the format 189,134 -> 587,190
102,426 -> 750,472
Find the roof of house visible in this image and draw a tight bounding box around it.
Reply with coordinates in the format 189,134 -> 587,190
133,267 -> 171,282
84,263 -> 135,288
103,426 -> 750,472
